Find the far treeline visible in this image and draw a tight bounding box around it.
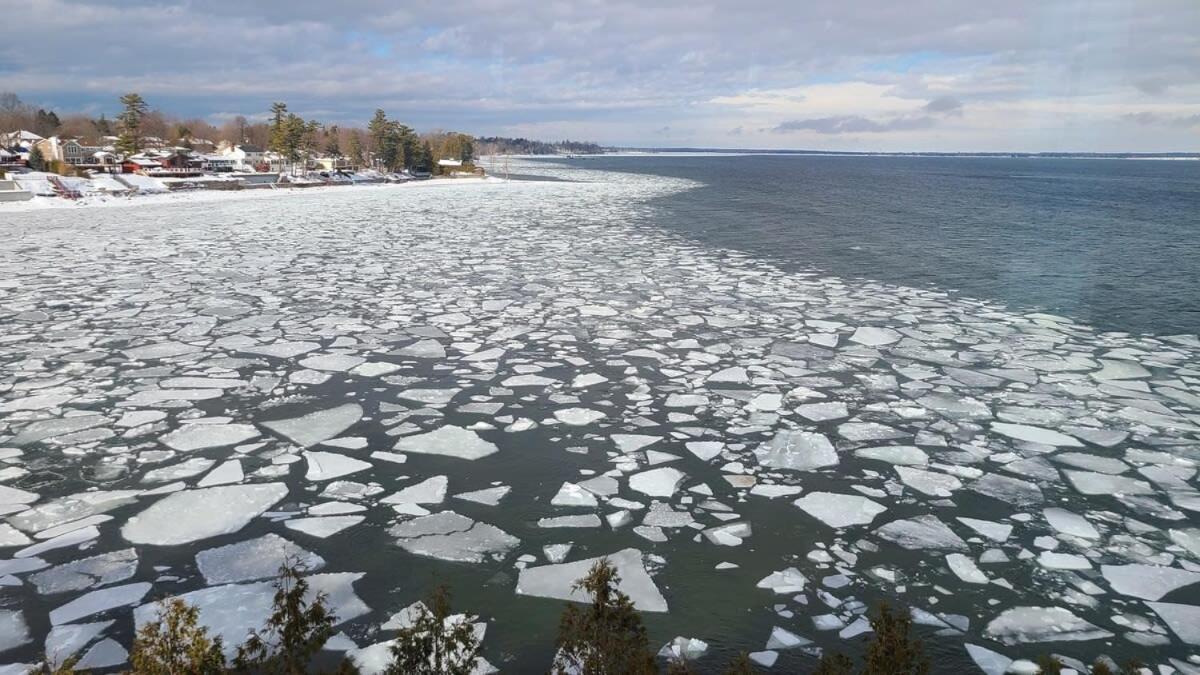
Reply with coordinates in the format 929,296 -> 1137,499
0,92 -> 604,171
31,557 -> 1140,675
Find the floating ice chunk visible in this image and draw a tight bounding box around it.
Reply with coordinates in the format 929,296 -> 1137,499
0,484 -> 38,506
31,548 -> 137,594
612,434 -> 660,453
895,466 -> 961,497
1063,470 -> 1152,496
299,354 -> 365,372
123,341 -> 201,360
551,482 -> 598,508
196,534 -> 324,584
685,442 -> 724,462
160,420 -> 259,451
198,459 -> 244,487
850,327 -> 901,347
0,610 -> 29,652
629,467 -> 686,498
133,574 -> 367,658
9,490 -> 139,533
11,414 -> 107,446
749,651 -> 778,667
390,511 -> 518,563
1101,564 -> 1200,601
544,544 -> 573,564
917,393 -> 992,419
1092,358 -> 1151,381
0,524 -> 31,547
384,476 -> 449,505
754,430 -> 837,471
304,451 -> 371,481
538,514 -> 602,528
502,374 -> 557,387
991,423 -> 1082,447
393,426 -> 498,460
855,446 -> 928,466
262,404 -> 363,447
708,367 -> 749,384
875,515 -> 967,551
397,340 -> 446,359
838,422 -> 906,442
350,361 -> 401,377
964,643 -> 1012,675
658,636 -> 708,661
76,638 -> 126,669
1170,528 -> 1200,559
1050,452 -> 1128,475
984,606 -> 1113,645
240,341 -> 320,359
516,548 -> 667,612
286,516 -> 364,538
766,626 -> 811,650
971,473 -> 1044,506
664,394 -> 707,408
398,388 -> 462,404
122,483 -> 288,546
946,554 -> 988,584
791,402 -> 846,423
1042,508 -> 1098,539
1146,602 -> 1200,645
750,484 -> 803,499
44,620 -> 111,669
453,486 -> 510,506
142,458 -> 214,484
571,373 -> 608,388
756,568 -> 807,594
703,522 -> 751,546
50,582 -> 152,625
794,492 -> 886,528
956,517 -> 1011,542
554,408 -> 606,426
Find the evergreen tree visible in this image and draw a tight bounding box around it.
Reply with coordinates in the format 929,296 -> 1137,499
553,559 -> 657,675
233,560 -> 353,674
367,109 -> 403,171
268,102 -> 291,160
418,140 -> 434,171
862,603 -> 929,675
27,144 -> 46,171
91,113 -> 112,136
115,93 -> 148,156
129,598 -> 226,675
32,108 -> 60,137
386,586 -> 480,675
347,132 -> 364,168
325,125 -> 341,157
174,124 -> 193,148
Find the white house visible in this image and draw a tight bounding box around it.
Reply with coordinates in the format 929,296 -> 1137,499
0,130 -> 43,147
221,143 -> 266,171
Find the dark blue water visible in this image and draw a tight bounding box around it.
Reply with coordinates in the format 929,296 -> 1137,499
545,155 -> 1200,336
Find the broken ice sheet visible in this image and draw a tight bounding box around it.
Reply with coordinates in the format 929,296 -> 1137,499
122,483 -> 288,545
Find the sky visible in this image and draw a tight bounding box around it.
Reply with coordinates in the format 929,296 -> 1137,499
2,0 -> 1198,152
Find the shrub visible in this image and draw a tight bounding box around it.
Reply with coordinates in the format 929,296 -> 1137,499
128,598 -> 225,675
554,558 -> 658,675
862,602 -> 929,675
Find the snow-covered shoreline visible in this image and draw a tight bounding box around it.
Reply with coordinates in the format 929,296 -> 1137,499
0,175 -> 500,213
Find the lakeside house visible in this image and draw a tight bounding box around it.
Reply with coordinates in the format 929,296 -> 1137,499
221,143 -> 266,171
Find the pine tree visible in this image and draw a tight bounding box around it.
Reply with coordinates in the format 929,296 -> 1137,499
861,603 -> 929,675
553,559 -> 657,675
115,93 -> 148,157
27,145 -> 45,171
386,585 -> 480,675
347,132 -> 364,168
325,125 -> 341,157
233,559 -> 352,674
91,113 -> 112,136
268,102 -> 290,162
128,598 -> 226,675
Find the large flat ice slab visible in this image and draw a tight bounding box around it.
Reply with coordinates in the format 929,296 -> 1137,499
261,404 -> 363,447
393,426 -> 498,460
122,483 -> 288,545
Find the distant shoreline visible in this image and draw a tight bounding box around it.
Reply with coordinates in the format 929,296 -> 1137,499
599,148 -> 1200,160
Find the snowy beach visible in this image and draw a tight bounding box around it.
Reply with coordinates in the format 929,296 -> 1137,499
0,159 -> 1198,672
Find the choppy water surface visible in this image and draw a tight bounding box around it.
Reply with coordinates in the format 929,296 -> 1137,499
0,160 -> 1198,673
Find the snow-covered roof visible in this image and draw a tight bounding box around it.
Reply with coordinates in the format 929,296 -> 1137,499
438,159 -> 463,167
1,130 -> 44,143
